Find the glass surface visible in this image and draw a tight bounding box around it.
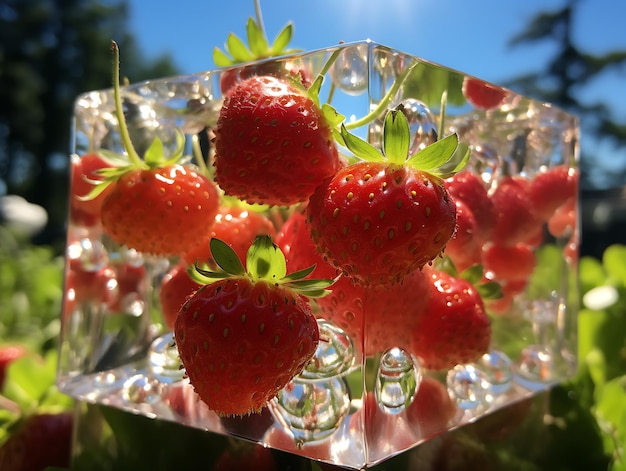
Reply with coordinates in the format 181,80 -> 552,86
58,41 -> 579,469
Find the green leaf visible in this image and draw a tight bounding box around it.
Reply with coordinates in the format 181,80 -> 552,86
282,265 -> 316,282
246,17 -> 268,57
459,263 -> 483,284
477,281 -> 504,300
245,235 -> 287,281
382,108 -> 411,165
213,47 -> 232,67
603,244 -> 626,286
406,133 -> 458,172
271,23 -> 293,54
209,238 -> 245,276
143,138 -> 165,167
226,33 -> 252,63
340,125 -> 385,162
321,103 -> 345,129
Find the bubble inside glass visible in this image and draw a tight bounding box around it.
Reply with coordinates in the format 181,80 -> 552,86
58,41 -> 579,469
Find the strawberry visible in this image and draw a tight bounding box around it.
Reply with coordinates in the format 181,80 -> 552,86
183,205 -> 277,266
527,164 -> 578,222
411,270 -> 491,370
307,107 -> 466,287
547,196 -> 577,238
444,199 -> 482,273
87,42 -> 220,257
482,243 -> 536,283
213,75 -> 342,206
174,236 -> 333,416
408,376 -> 457,439
159,262 -> 202,330
0,412 -> 73,471
278,210 -> 430,356
69,152 -> 114,227
0,345 -> 25,390
489,177 -> 541,247
462,77 -> 508,110
444,171 -> 496,242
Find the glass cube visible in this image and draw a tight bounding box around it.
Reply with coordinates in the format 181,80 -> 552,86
58,40 -> 579,469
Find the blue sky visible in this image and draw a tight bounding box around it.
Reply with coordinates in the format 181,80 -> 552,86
125,0 -> 626,187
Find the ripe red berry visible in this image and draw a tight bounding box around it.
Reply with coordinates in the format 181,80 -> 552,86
214,76 -> 342,206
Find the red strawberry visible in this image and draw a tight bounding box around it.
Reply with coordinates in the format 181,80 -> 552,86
547,196 -> 577,238
462,77 -> 508,110
91,42 -> 220,256
445,199 -> 482,272
0,412 -> 73,471
408,376 -> 457,439
159,263 -> 202,330
444,171 -> 496,241
69,153 -> 114,227
183,205 -> 277,266
213,75 -> 342,206
482,243 -> 536,283
174,236 -> 333,416
527,165 -> 578,222
411,270 -> 491,370
101,165 -> 220,256
489,177 -> 541,247
0,345 -> 26,390
307,108 -> 462,286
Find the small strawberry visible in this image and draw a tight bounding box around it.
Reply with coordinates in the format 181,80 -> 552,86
213,75 -> 343,206
527,164 -> 578,222
411,270 -> 491,370
69,152 -> 114,227
159,262 -> 202,330
462,77 -> 508,110
482,243 -> 536,283
444,199 -> 482,273
489,177 -> 541,247
174,236 -> 334,416
86,42 -> 220,256
307,106 -> 467,286
408,376 -> 457,439
0,412 -> 73,471
444,171 -> 496,242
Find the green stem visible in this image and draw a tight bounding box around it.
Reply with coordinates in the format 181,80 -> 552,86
111,41 -> 145,168
254,0 -> 266,39
191,134 -> 211,178
344,59 -> 418,131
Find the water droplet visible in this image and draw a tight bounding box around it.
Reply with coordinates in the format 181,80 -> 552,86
399,98 -> 438,154
122,374 -> 163,404
67,238 -> 109,271
515,345 -> 555,390
447,364 -> 489,410
300,320 -> 355,380
476,350 -> 513,396
273,377 -> 350,443
375,348 -> 419,412
148,332 -> 184,384
330,43 -> 369,95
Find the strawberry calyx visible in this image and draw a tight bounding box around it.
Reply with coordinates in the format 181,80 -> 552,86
79,41 -> 197,202
189,236 -> 335,298
213,1 -> 299,67
340,105 -> 470,178
435,256 -> 503,301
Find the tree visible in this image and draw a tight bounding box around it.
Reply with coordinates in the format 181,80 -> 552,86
504,0 -> 626,190
0,0 -> 179,247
